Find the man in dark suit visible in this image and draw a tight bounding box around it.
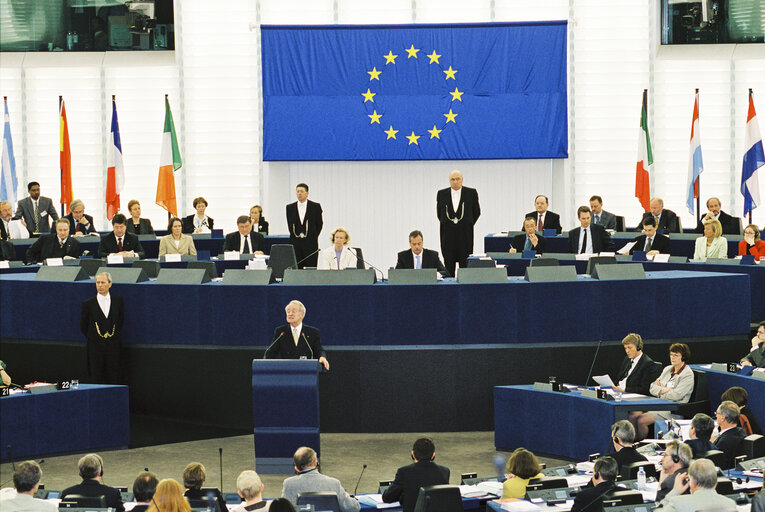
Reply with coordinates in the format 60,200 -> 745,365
741,322 -> 765,367
590,195 -> 617,230
684,413 -> 716,458
131,471 -> 159,512
695,197 -> 740,235
713,401 -> 747,469
629,217 -> 671,255
287,183 -> 323,268
0,239 -> 14,260
64,199 -> 98,236
395,230 -> 449,277
637,197 -> 680,233
568,206 -> 614,254
223,216 -> 265,254
382,438 -> 450,512
25,218 -> 82,263
571,456 -> 618,512
265,300 -> 329,371
80,271 -> 124,384
61,453 -> 124,512
509,217 -> 547,255
97,213 -> 144,259
606,421 -> 647,477
524,194 -> 562,234
611,333 -> 661,396
12,181 -> 59,234
437,170 -> 481,276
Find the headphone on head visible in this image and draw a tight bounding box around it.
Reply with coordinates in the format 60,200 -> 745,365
669,447 -> 679,464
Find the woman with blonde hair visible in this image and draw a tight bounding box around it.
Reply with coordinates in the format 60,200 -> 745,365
693,218 -> 727,260
501,448 -> 544,499
317,227 -> 357,270
146,479 -> 190,512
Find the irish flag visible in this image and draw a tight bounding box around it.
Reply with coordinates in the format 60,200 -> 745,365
635,89 -> 653,212
60,98 -> 73,212
156,95 -> 182,216
105,97 -> 124,220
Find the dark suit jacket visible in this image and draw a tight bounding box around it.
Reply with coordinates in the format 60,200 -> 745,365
251,218 -> 269,235
742,406 -> 763,435
80,294 -> 125,345
0,240 -> 15,260
714,426 -> 746,468
286,200 -> 323,242
612,353 -> 661,396
0,219 -> 9,241
630,234 -> 671,254
656,468 -> 688,503
264,324 -> 325,360
13,195 -> 59,233
568,224 -> 614,253
185,488 -> 227,512
437,186 -> 481,256
64,213 -> 98,236
571,480 -> 616,512
607,446 -> 647,477
395,248 -> 449,276
25,234 -> 82,263
61,479 -> 124,512
223,231 -> 265,253
696,211 -> 740,235
510,233 -> 547,255
524,210 -> 562,234
742,343 -> 765,368
125,218 -> 155,235
684,438 -> 715,458
382,461 -> 450,512
97,232 -> 145,259
638,209 -> 680,233
182,214 -> 214,234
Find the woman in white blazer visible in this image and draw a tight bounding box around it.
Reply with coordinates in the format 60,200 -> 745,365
159,217 -> 197,257
317,227 -> 357,270
693,219 -> 728,260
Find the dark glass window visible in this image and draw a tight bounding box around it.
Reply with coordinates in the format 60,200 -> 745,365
662,0 -> 765,44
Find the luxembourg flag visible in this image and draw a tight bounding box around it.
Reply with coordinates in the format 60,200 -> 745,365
741,90 -> 764,217
686,91 -> 704,215
105,97 -> 124,220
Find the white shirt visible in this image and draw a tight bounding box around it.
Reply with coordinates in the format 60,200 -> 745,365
239,233 -> 252,253
579,226 -> 593,254
58,237 -> 67,247
291,323 -> 303,346
450,188 -> 461,212
194,215 -> 211,232
97,292 -> 111,317
618,352 -> 643,390
412,250 -> 422,269
297,200 -> 307,224
538,212 -> 546,228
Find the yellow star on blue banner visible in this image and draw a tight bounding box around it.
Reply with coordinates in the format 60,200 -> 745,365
428,125 -> 442,139
368,67 -> 382,81
405,45 -> 420,59
444,109 -> 458,123
406,131 -> 420,145
368,110 -> 382,124
384,51 -> 398,64
443,66 -> 457,80
384,126 -> 398,139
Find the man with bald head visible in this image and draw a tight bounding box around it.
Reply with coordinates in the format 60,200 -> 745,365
436,170 -> 481,276
282,447 -> 359,512
695,197 -> 740,235
636,197 -> 680,233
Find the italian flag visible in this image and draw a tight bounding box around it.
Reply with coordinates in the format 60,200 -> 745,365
635,89 -> 653,212
60,98 -> 73,213
156,96 -> 182,216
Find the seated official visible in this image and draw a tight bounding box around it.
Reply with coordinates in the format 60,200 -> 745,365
231,470 -> 270,512
721,386 -> 762,435
656,441 -> 692,503
695,197 -> 740,235
629,343 -> 694,441
131,471 -> 159,512
1,199 -> 30,240
125,200 -> 155,235
183,462 -> 227,512
148,479 -> 190,512
712,401 -> 747,469
568,206 -> 614,254
570,456 -> 619,512
693,218 -> 727,260
4,460 -> 56,512
395,230 -> 449,277
606,421 -> 647,477
525,195 -> 563,234
637,197 -> 680,233
223,216 -> 265,255
612,333 -> 661,396
0,239 -> 15,260
159,217 -> 197,257
318,227 -> 357,270
282,447 -> 359,512
97,213 -> 145,259
61,454 -> 124,512
684,413 -> 716,458
656,458 -> 736,512
589,195 -> 617,230
250,205 -> 269,235
264,300 -> 329,371
741,321 -> 765,368
25,218 -> 82,264
509,217 -> 546,255
500,448 -> 544,500
382,437 -> 450,512
739,224 -> 765,261
65,199 -> 97,236
182,196 -> 213,234
753,486 -> 765,512
0,360 -> 10,386
629,217 -> 670,255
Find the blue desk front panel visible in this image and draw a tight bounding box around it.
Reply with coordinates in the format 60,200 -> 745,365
691,365 -> 765,428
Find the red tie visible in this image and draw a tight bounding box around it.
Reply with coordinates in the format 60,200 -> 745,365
117,237 -> 123,252
538,214 -> 544,231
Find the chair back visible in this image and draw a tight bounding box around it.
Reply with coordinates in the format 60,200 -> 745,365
412,485 -> 462,512
619,461 -> 657,481
603,489 -> 644,506
267,244 -> 297,279
352,247 -> 365,269
59,495 -> 107,508
297,492 -> 341,512
466,258 -> 495,268
529,258 -> 559,267
741,434 -> 765,461
615,216 -> 625,232
586,256 -> 616,275
187,499 -> 220,512
526,477 -> 568,491
696,450 -> 726,468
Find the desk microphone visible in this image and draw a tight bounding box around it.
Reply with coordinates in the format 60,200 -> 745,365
352,464 -> 367,496
264,332 -> 284,358
7,445 -> 15,472
296,249 -> 321,267
348,248 -> 386,282
219,448 -> 224,494
584,339 -> 603,386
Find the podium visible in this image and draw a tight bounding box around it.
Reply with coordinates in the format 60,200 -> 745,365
252,359 -> 320,474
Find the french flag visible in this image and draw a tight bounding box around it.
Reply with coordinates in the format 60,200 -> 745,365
106,96 -> 124,220
741,90 -> 763,217
686,91 -> 703,215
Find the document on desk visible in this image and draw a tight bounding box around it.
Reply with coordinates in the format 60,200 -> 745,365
355,494 -> 399,509
592,375 -> 614,387
499,500 -> 544,511
617,242 -> 636,255
564,474 -> 592,487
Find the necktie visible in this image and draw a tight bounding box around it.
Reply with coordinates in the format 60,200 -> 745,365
524,237 -> 532,251
580,229 -> 588,254
595,214 -> 600,224
644,238 -> 652,252
243,235 -> 251,254
538,215 -> 544,231
33,201 -> 39,232
415,254 -> 421,269
59,239 -> 64,249
117,237 -> 123,252
654,215 -> 659,225
292,327 -> 299,346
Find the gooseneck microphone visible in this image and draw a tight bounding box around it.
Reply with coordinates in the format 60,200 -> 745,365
264,332 -> 284,359
584,339 -> 603,387
347,248 -> 386,282
219,448 -> 224,494
352,464 -> 367,496
296,248 -> 321,267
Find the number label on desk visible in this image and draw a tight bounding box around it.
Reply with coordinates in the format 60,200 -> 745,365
57,380 -> 71,390
0,387 -> 10,396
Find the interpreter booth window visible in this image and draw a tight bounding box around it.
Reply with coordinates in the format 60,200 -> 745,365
661,0 -> 765,44
0,0 -> 175,52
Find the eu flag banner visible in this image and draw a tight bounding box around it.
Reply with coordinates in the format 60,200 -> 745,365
262,22 -> 568,161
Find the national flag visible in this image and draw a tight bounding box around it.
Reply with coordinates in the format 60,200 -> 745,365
635,90 -> 653,211
105,97 -> 124,220
1,98 -> 18,205
686,91 -> 704,215
741,90 -> 764,217
60,98 -> 73,212
156,96 -> 182,216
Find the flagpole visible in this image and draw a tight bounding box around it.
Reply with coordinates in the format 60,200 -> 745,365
59,95 -> 65,217
694,88 -> 700,227
749,88 -> 754,225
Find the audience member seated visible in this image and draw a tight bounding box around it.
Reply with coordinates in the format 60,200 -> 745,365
500,448 -> 544,499
159,217 -> 197,257
721,386 -> 762,435
739,224 -> 765,260
231,470 -> 270,512
611,333 -> 661,396
2,460 -> 56,512
182,197 -> 214,234
656,441 -> 692,503
126,200 -> 155,235
606,420 -> 647,476
223,216 -> 265,255
0,239 -> 15,261
183,462 -> 227,512
65,199 -> 98,236
742,321 -> 765,368
695,197 -> 740,235
61,453 -> 124,512
570,456 -> 618,512
25,218 -> 82,264
1,199 -> 29,239
568,206 -> 613,254
132,471 -> 159,512
628,217 -> 671,256
636,197 -> 680,233
0,360 -> 10,386
382,437 -> 450,512
267,499 -> 295,512
98,213 -> 145,259
693,219 -> 727,260
147,479 -> 190,512
589,195 -> 616,230
317,227 -> 357,270
395,230 -> 449,277
684,413 -> 716,458
524,195 -> 562,234
712,400 -> 747,469
250,205 -> 269,235
656,458 -> 736,512
629,343 -> 693,441
753,483 -> 765,512
281,447 -> 359,512
509,217 -> 546,255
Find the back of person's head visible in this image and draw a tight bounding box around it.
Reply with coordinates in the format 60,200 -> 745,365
78,453 -> 104,479
691,413 -> 715,441
720,386 -> 747,407
293,447 -> 317,472
716,401 -> 740,425
611,420 -> 636,444
412,437 -> 436,462
505,448 -> 542,479
593,457 -> 618,482
133,471 -> 159,503
14,461 -> 42,493
148,479 -> 190,512
182,462 -> 206,490
236,470 -> 262,500
665,441 -> 692,468
688,459 -> 717,490
268,498 -> 297,512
